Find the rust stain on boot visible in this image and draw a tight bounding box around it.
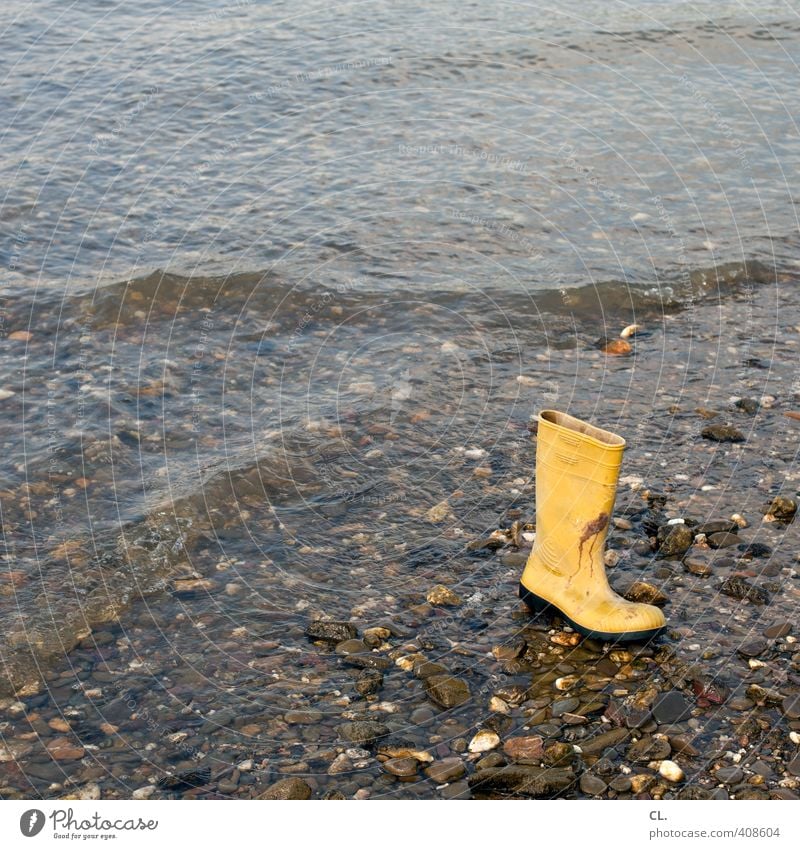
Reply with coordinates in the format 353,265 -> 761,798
572,511 -> 609,580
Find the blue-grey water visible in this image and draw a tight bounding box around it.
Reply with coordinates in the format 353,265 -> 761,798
1,1 -> 800,800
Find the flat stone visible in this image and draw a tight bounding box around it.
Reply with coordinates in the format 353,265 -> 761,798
468,765 -> 574,797
503,736 -> 544,763
694,521 -> 738,536
707,532 -> 740,549
284,709 -> 324,724
425,674 -> 471,709
46,737 -> 85,761
383,757 -> 419,777
609,776 -> 632,792
579,727 -> 631,755
782,694 -> 800,720
729,697 -> 755,711
257,777 -> 312,800
551,697 -> 580,717
627,735 -> 671,764
715,766 -> 744,785
425,757 -> 466,784
335,639 -> 369,655
765,622 -> 792,640
736,638 -> 768,659
652,691 -> 692,724
579,773 -> 607,796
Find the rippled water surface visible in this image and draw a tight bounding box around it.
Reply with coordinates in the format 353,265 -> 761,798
1,1 -> 800,801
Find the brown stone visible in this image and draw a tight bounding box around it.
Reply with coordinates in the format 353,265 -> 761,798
46,737 -> 85,761
503,735 -> 544,763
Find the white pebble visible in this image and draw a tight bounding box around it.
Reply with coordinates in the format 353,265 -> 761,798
0,389 -> 15,400
517,375 -> 537,386
657,760 -> 685,782
620,324 -> 642,339
468,730 -> 501,753
789,732 -> 800,745
464,447 -> 487,460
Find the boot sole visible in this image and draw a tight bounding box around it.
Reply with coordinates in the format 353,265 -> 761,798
518,582 -> 665,643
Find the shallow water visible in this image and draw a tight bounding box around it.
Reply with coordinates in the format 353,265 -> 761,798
1,1 -> 800,800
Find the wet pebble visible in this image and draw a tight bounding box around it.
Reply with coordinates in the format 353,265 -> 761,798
652,691 -> 692,724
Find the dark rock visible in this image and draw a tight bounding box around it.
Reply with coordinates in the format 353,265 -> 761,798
543,742 -> 574,767
657,524 -> 694,557
414,660 -> 449,679
624,708 -> 652,729
475,752 -> 506,770
763,496 -> 797,522
322,790 -> 346,800
736,638 -> 768,659
736,787 -> 769,800
764,622 -> 792,640
720,576 -> 770,605
771,789 -> 800,800
579,727 -> 631,755
425,674 -> 471,709
468,765 -> 575,797
691,676 -> 729,707
694,520 -> 738,536
715,766 -> 744,785
622,581 -> 668,606
608,775 -> 632,792
342,653 -> 392,671
355,669 -> 384,697
337,721 -> 389,745
551,697 -> 580,717
627,735 -> 671,764
729,697 -> 755,711
305,621 -> 357,644
738,542 -> 772,559
702,424 -> 745,443
652,691 -> 692,724
707,532 -> 739,549
579,773 -> 607,796
668,735 -> 699,756
782,694 -> 800,721
157,767 -> 212,792
257,777 -> 312,800
735,398 -> 759,414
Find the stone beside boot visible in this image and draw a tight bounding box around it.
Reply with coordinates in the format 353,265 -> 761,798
519,410 -> 666,642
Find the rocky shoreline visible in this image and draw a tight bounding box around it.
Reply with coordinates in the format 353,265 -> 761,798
2,268 -> 800,800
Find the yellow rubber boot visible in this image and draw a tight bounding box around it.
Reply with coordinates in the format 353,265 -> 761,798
519,410 -> 666,642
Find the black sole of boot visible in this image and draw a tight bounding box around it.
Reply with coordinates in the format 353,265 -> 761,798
518,582 -> 666,644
